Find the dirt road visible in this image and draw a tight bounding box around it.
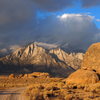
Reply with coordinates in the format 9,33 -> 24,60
0,87 -> 26,100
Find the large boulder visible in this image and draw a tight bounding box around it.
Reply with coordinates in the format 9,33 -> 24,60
66,69 -> 99,85
81,43 -> 100,74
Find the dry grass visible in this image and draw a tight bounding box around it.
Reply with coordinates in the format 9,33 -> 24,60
0,72 -> 62,88
24,80 -> 100,100
24,82 -> 68,100
0,72 -> 100,100
84,82 -> 100,92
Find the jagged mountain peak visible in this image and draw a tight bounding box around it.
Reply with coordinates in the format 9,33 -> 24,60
12,42 -> 46,58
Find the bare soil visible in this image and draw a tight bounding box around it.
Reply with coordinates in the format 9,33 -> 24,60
0,87 -> 26,100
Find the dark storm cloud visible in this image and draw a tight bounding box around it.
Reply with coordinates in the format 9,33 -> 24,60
0,0 -> 99,26
33,0 -> 100,12
0,0 -> 37,48
33,0 -> 74,11
0,0 -> 37,34
33,14 -> 99,50
0,0 -> 100,51
0,0 -> 35,25
82,0 -> 100,7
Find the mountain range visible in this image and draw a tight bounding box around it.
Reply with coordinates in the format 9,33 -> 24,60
0,42 -> 84,77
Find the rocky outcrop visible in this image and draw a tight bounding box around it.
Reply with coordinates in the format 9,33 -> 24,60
66,69 -> 99,85
66,43 -> 100,85
23,72 -> 50,78
0,42 -> 83,77
81,43 -> 100,74
50,48 -> 84,70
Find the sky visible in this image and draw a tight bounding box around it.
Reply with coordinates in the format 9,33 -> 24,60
0,0 -> 100,52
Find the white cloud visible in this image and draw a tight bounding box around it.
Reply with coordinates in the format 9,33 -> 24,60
9,45 -> 22,52
35,13 -> 99,50
34,42 -> 58,49
58,14 -> 94,20
0,49 -> 7,53
58,14 -> 83,19
96,19 -> 100,22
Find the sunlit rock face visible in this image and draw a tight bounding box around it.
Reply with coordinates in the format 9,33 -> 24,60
0,42 -> 84,77
50,48 -> 84,70
66,69 -> 99,85
66,43 -> 100,85
81,43 -> 100,74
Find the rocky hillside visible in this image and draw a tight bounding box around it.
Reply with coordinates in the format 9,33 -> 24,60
81,43 -> 100,74
50,48 -> 83,70
66,43 -> 100,85
0,42 -> 84,77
